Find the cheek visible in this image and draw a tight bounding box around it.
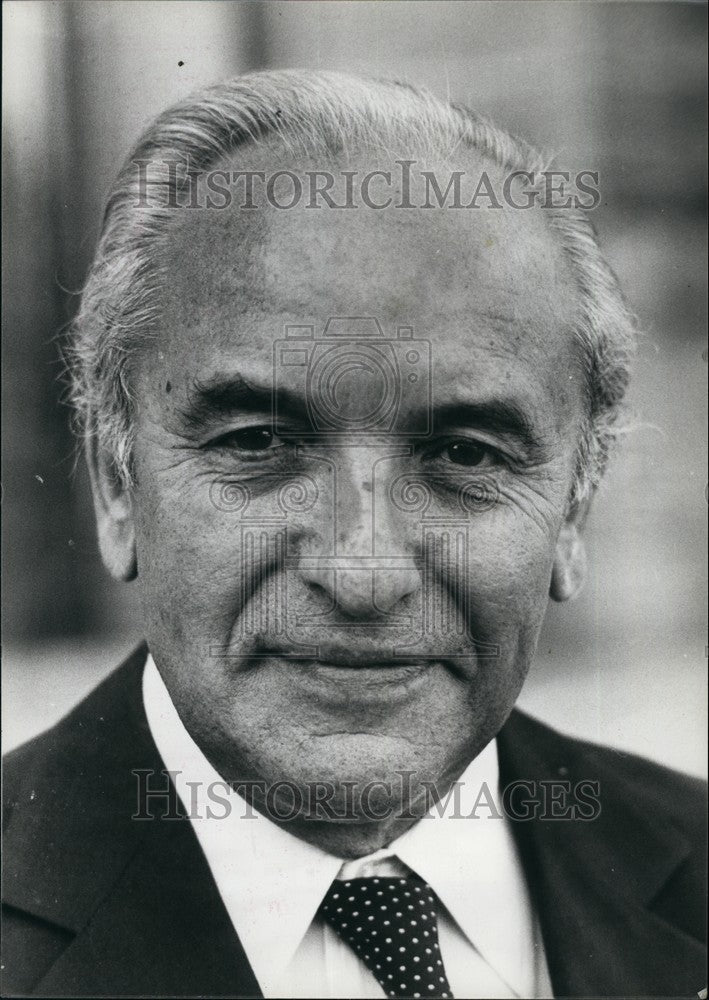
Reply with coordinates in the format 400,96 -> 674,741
131,465 -> 257,640
461,512 -> 559,639
454,519 -> 556,714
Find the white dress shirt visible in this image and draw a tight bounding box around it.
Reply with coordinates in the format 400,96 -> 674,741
143,655 -> 553,999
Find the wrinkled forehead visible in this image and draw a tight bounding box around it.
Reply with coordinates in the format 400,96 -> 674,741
150,146 -> 584,411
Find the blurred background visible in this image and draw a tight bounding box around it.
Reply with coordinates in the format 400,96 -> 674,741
3,1 -> 707,774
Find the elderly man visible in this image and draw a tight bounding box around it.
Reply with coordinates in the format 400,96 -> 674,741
2,71 -> 705,999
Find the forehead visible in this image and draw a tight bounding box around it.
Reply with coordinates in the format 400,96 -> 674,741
149,152 -> 583,420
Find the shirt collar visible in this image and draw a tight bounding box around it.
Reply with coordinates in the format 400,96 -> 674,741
143,654 -> 343,994
334,742 -> 537,997
144,655 -> 535,997
389,740 -> 538,997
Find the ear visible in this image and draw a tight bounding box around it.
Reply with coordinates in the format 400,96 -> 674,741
550,500 -> 588,603
85,433 -> 137,581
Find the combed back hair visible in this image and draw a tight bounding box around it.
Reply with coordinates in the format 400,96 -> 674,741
68,69 -> 636,505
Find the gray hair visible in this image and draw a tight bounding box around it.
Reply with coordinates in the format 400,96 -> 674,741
68,69 -> 636,505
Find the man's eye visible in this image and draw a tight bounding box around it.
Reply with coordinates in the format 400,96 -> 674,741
215,426 -> 281,453
439,440 -> 493,467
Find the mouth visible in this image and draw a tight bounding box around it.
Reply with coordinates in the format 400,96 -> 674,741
308,645 -> 427,669
266,646 -> 440,703
308,658 -> 433,679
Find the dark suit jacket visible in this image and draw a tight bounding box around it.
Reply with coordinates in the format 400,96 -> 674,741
2,644 -> 706,998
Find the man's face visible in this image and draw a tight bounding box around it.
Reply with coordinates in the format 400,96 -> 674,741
123,154 -> 586,849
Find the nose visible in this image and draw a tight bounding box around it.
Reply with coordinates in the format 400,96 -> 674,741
297,449 -> 421,619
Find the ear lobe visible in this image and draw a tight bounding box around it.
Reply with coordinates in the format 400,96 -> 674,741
550,518 -> 587,602
85,434 -> 137,582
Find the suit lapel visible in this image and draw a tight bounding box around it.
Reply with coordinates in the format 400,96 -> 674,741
498,710 -> 705,997
34,806 -> 262,997
5,646 -> 262,997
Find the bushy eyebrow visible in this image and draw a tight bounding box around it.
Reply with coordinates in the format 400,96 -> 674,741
433,401 -> 546,454
178,372 -> 548,455
179,374 -> 306,430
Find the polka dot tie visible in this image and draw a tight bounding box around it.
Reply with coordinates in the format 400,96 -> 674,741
318,876 -> 455,999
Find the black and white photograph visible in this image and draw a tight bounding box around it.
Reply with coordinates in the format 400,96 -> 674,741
2,2 -> 707,997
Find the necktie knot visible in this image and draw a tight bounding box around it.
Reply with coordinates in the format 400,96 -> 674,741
319,876 -> 454,998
